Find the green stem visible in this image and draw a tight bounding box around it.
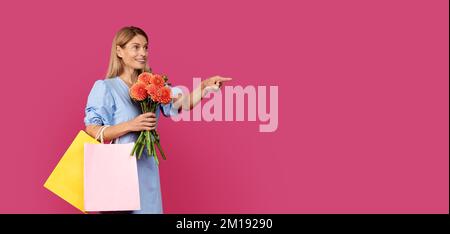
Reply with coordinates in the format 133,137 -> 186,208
145,131 -> 152,158
131,131 -> 144,156
136,132 -> 145,159
148,130 -> 159,165
144,131 -> 150,159
134,101 -> 150,159
136,144 -> 142,159
149,132 -> 154,157
131,143 -> 137,156
154,151 -> 159,165
152,131 -> 166,160
152,130 -> 160,141
155,140 -> 166,160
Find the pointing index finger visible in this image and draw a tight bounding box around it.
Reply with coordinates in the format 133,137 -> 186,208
218,77 -> 232,83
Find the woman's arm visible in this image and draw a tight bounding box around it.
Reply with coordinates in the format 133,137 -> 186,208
173,76 -> 232,111
85,112 -> 157,141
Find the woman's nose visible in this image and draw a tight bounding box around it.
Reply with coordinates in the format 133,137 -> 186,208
139,48 -> 147,56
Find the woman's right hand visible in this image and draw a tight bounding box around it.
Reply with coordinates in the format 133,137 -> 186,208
126,112 -> 157,132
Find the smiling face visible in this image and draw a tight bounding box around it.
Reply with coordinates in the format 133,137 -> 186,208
116,34 -> 148,70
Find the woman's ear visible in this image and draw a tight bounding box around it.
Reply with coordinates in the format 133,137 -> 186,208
116,45 -> 123,58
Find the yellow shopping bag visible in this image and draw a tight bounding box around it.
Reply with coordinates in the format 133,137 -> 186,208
44,130 -> 99,213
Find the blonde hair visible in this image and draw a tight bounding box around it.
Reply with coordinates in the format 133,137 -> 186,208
106,26 -> 151,79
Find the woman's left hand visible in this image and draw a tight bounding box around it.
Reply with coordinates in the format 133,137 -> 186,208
174,75 -> 233,111
202,76 -> 232,89
201,75 -> 232,94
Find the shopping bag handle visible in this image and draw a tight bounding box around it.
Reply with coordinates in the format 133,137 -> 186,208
95,125 -> 107,142
94,125 -> 117,144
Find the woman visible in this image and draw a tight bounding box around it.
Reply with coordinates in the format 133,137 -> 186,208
84,26 -> 231,214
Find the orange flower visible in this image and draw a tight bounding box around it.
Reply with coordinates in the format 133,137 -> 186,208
154,88 -> 163,102
150,74 -> 165,88
159,86 -> 172,104
137,72 -> 153,85
130,82 -> 148,101
145,84 -> 158,102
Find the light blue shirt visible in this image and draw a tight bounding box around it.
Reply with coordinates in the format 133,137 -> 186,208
84,77 -> 181,214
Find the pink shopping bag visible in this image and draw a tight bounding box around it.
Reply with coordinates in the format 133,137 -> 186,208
84,142 -> 140,212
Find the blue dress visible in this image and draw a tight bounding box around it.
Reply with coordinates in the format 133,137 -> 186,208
84,77 -> 181,214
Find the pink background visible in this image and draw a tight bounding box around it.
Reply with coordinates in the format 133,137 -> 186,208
0,0 -> 448,213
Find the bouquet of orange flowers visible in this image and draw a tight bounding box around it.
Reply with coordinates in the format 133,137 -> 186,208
129,72 -> 172,164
